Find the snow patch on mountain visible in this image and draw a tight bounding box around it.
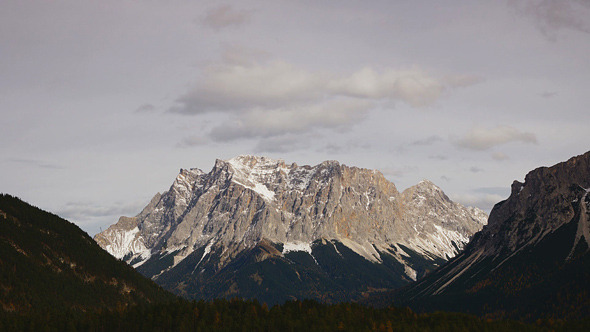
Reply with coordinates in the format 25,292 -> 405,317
282,241 -> 312,255
339,238 -> 382,263
226,156 -> 279,201
404,265 -> 418,281
405,225 -> 469,260
102,226 -> 150,264
192,241 -> 214,274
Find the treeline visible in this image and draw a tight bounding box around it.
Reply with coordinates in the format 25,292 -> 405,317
3,298 -> 586,332
1,196 -> 588,331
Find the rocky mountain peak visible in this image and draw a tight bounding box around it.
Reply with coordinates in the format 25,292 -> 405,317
227,155 -> 287,169
402,180 -> 449,205
393,151 -> 590,319
477,151 -> 590,254
319,159 -> 341,168
398,179 -> 487,260
95,156 -> 487,302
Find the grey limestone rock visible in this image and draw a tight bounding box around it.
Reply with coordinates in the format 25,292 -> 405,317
95,155 -> 487,278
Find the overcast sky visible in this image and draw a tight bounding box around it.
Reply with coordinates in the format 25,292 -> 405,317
2,0 -> 589,236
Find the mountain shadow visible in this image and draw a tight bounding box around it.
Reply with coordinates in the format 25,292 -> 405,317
0,194 -> 174,314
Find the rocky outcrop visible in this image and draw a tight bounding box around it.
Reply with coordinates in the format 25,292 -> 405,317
95,155 -> 487,303
393,151 -> 590,320
474,152 -> 590,256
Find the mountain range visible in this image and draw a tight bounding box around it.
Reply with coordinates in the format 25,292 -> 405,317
2,152 -> 589,329
0,192 -> 539,331
95,155 -> 487,304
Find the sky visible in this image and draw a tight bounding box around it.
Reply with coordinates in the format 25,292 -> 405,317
1,0 -> 589,236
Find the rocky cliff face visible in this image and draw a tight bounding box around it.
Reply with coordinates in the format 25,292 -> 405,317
473,152 -> 590,257
394,151 -> 590,320
95,155 -> 486,303
400,180 -> 487,259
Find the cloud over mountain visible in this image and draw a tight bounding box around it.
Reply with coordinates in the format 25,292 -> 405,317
170,59 -> 481,144
454,126 -> 538,150
208,100 -> 372,142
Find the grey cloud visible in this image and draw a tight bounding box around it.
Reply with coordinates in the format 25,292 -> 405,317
540,91 -> 558,98
7,158 -> 64,170
443,74 -> 484,88
458,188 -> 512,211
170,61 -> 327,114
322,144 -> 347,154
380,165 -> 419,178
470,166 -> 484,173
208,121 -> 254,142
135,103 -> 156,113
440,175 -> 451,181
328,66 -> 446,107
454,126 -> 537,150
474,187 -> 511,197
221,43 -> 270,66
319,141 -> 372,155
453,189 -> 512,212
429,154 -> 448,160
254,135 -> 310,153
208,100 -> 372,142
201,4 -> 250,31
177,135 -> 209,148
57,201 -> 144,221
451,193 -> 505,213
511,0 -> 590,40
329,69 -> 481,107
492,151 -> 510,160
169,59 -> 479,152
411,135 -> 443,146
170,61 -> 479,115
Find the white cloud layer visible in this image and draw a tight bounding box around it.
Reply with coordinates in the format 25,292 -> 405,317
172,61 -> 478,115
170,59 -> 481,142
328,66 -> 447,107
455,126 -> 538,150
208,99 -> 372,141
172,61 -> 327,113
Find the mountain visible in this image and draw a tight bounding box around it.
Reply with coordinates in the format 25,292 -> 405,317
393,151 -> 590,320
95,155 -> 486,304
0,194 -> 173,314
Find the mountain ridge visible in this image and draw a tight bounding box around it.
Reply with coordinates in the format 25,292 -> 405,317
95,155 -> 487,303
390,151 -> 590,320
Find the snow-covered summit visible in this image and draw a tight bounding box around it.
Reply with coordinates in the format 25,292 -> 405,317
218,155 -> 346,199
226,155 -> 287,169
95,155 -> 487,285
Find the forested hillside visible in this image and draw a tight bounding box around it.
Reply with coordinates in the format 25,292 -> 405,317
2,298 -> 568,332
0,194 -> 174,313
